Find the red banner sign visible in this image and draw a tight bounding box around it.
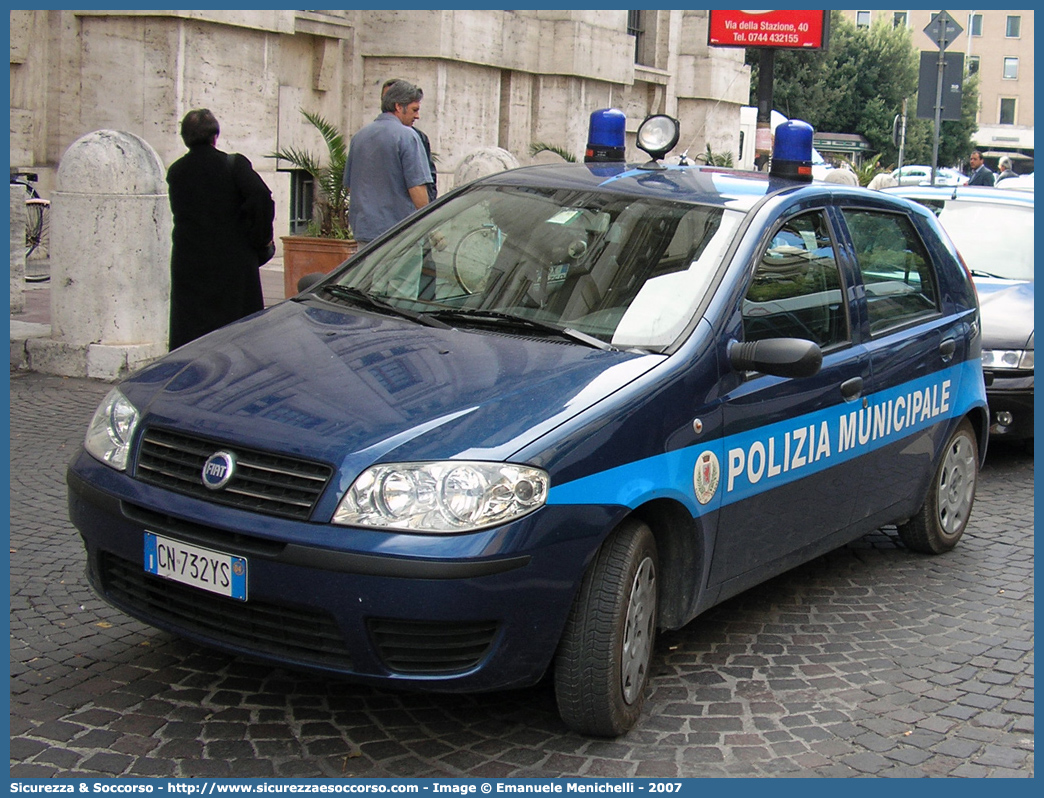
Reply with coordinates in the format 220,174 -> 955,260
708,10 -> 829,49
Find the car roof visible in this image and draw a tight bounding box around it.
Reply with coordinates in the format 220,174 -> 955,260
997,174 -> 1035,192
478,162 -> 917,214
883,184 -> 1034,207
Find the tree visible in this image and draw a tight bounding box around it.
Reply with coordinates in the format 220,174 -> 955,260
269,110 -> 351,238
747,11 -> 978,170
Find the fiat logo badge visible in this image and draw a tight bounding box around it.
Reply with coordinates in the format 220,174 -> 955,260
201,451 -> 236,490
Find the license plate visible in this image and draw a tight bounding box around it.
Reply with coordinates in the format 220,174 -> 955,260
144,532 -> 247,601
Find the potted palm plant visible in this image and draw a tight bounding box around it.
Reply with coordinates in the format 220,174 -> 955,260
271,110 -> 358,297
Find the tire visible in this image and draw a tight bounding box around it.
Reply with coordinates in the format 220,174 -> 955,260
554,519 -> 658,736
898,419 -> 978,554
25,197 -> 50,262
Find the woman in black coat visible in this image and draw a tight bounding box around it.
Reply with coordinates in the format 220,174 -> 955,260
167,109 -> 275,350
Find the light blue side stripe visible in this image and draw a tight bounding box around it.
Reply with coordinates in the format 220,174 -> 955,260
547,359 -> 985,514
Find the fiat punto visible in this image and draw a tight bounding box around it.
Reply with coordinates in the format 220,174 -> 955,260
68,116 -> 987,736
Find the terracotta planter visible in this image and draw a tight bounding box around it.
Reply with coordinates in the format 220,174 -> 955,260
280,236 -> 359,298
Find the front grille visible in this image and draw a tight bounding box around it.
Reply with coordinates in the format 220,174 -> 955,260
136,427 -> 333,521
100,552 -> 352,669
369,618 -> 498,674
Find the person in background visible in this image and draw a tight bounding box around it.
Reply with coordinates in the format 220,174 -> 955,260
966,150 -> 995,186
995,156 -> 1017,183
382,78 -> 437,202
343,80 -> 431,245
166,108 -> 274,350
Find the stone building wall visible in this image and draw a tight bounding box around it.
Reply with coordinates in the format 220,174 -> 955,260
9,9 -> 750,245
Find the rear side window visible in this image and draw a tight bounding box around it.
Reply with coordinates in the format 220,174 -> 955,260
842,210 -> 939,334
743,211 -> 848,349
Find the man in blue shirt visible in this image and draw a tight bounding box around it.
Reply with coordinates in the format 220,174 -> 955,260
382,78 -> 437,203
343,80 -> 431,244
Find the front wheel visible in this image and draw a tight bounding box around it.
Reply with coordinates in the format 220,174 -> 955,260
554,519 -> 658,736
898,419 -> 978,554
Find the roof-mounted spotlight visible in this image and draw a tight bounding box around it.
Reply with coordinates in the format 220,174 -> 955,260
636,115 -> 680,169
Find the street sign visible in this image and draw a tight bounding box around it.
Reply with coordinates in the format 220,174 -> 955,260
923,10 -> 963,51
708,10 -> 830,49
916,51 -> 964,120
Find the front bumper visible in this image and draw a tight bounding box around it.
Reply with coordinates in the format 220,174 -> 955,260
67,451 -> 618,692
984,371 -> 1033,440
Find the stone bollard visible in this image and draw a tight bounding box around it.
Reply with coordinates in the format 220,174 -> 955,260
453,147 -> 521,188
29,130 -> 172,380
10,184 -> 25,314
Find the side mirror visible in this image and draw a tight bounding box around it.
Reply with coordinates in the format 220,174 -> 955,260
297,272 -> 326,294
729,338 -> 823,379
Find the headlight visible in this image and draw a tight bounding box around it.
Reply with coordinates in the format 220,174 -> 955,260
84,387 -> 140,470
333,461 -> 549,533
982,349 -> 1033,371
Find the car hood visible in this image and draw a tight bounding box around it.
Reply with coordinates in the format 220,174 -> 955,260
973,276 -> 1034,349
124,301 -> 664,475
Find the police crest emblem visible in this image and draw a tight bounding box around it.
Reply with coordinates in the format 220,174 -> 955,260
693,450 -> 720,505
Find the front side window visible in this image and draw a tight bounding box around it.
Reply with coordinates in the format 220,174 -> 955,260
843,210 -> 939,334
743,211 -> 848,349
1006,15 -> 1021,37
856,11 -> 871,28
893,12 -> 907,28
968,55 -> 980,75
969,13 -> 983,36
1003,57 -> 1019,80
328,184 -> 742,351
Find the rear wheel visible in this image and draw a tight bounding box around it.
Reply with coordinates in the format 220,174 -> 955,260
898,419 -> 978,554
554,519 -> 658,736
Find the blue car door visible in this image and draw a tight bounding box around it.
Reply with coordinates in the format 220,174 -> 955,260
838,205 -> 975,525
709,206 -> 870,594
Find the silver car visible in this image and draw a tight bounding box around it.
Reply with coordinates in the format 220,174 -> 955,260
885,185 -> 1034,443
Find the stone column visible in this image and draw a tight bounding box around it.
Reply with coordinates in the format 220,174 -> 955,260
29,130 -> 172,380
10,184 -> 25,314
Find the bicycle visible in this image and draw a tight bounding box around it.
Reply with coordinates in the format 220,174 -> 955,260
10,170 -> 51,280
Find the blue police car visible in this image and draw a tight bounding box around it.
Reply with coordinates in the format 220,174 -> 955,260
68,114 -> 987,736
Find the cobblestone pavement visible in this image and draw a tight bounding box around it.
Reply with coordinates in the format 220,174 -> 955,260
10,372 -> 1034,778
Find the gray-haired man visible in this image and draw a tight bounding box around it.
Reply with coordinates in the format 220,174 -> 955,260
343,80 -> 431,244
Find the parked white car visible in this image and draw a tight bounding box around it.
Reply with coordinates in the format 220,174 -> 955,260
890,165 -> 968,187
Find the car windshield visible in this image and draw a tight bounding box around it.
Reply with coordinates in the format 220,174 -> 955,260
920,199 -> 1034,281
327,184 -> 742,351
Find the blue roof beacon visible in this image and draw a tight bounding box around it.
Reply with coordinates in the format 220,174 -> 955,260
770,118 -> 815,182
584,107 -> 627,163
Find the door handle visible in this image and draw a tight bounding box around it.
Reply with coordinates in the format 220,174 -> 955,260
841,376 -> 863,401
939,338 -> 956,362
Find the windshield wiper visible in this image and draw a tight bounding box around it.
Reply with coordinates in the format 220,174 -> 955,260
429,308 -> 616,351
319,285 -> 451,328
969,269 -> 1007,279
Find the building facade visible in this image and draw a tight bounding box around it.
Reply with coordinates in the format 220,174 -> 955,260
843,9 -> 1034,163
9,10 -> 750,245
